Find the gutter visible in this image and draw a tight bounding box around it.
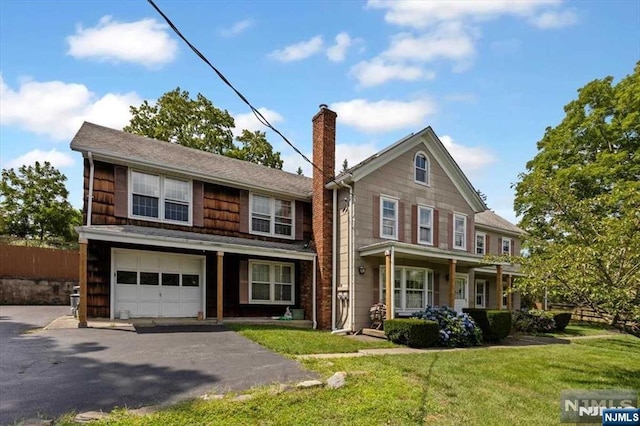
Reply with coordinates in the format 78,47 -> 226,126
87,152 -> 95,226
331,187 -> 337,330
312,255 -> 317,329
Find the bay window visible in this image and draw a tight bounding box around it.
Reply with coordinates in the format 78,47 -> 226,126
380,266 -> 433,312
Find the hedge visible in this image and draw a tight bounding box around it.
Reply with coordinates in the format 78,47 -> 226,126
384,318 -> 439,348
463,309 -> 512,342
552,312 -> 572,331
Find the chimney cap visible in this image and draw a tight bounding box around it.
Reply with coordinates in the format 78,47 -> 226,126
319,103 -> 328,110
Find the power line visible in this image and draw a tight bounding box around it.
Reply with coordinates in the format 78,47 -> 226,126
146,0 -> 332,181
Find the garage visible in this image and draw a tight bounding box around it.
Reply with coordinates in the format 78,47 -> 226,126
113,249 -> 205,318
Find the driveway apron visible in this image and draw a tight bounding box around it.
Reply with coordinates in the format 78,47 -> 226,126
0,306 -> 315,425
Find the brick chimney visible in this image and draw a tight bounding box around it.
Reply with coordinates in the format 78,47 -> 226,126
312,104 -> 336,330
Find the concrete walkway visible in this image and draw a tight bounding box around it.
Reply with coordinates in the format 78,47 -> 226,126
296,333 -> 622,360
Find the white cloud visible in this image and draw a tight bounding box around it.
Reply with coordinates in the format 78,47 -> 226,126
439,135 -> 495,173
281,141 -> 381,177
326,32 -> 353,62
268,36 -> 324,62
220,19 -> 254,37
4,149 -> 75,170
0,75 -> 142,141
383,23 -> 477,64
233,107 -> 283,136
66,15 -> 178,68
366,0 -> 561,29
336,142 -> 380,171
350,58 -> 434,87
528,10 -> 578,29
330,98 -> 436,133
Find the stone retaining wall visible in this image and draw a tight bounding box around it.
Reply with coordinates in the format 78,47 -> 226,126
0,278 -> 78,305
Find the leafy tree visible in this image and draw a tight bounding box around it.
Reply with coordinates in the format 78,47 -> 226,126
228,130 -> 283,169
0,162 -> 81,246
124,87 -> 283,168
296,167 -> 304,176
513,63 -> 640,327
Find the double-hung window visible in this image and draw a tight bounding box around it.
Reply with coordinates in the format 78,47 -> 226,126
414,152 -> 429,185
131,171 -> 191,224
502,237 -> 512,256
250,194 -> 294,238
249,261 -> 294,304
453,213 -> 467,250
476,232 -> 486,255
418,205 -> 433,245
380,196 -> 398,239
380,266 -> 433,312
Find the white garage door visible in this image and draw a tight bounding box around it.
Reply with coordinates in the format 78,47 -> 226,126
113,250 -> 203,318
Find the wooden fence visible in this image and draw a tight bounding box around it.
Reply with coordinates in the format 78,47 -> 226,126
0,244 -> 79,280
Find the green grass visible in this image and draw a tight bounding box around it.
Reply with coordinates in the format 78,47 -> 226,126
58,335 -> 640,426
226,324 -> 397,355
534,320 -> 619,338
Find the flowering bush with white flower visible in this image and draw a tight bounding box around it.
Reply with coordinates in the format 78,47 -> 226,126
412,306 -> 483,347
512,309 -> 556,333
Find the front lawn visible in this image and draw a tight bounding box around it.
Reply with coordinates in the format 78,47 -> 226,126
60,335 -> 640,425
535,320 -> 619,338
226,324 -> 397,354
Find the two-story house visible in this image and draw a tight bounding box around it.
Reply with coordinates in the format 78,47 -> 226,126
70,104 -> 522,331
71,123 -> 320,326
312,106 -> 522,331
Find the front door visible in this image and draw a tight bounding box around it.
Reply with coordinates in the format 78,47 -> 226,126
454,275 -> 468,312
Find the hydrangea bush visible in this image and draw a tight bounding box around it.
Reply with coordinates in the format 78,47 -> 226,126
412,306 -> 483,347
512,309 -> 556,333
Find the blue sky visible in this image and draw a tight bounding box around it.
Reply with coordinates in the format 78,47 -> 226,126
1,0 -> 638,223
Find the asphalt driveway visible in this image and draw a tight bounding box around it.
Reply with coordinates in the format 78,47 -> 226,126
0,306 -> 315,425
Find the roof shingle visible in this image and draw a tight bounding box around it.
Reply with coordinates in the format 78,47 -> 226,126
70,122 -> 312,198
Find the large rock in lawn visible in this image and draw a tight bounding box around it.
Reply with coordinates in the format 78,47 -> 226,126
326,371 -> 347,389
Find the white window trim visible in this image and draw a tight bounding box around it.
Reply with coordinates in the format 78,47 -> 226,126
413,151 -> 430,186
379,265 -> 433,313
475,279 -> 486,308
380,195 -> 399,240
248,260 -> 295,305
249,193 -> 295,240
129,170 -> 192,226
502,237 -> 512,256
417,205 -> 434,246
453,213 -> 467,251
475,231 -> 486,255
454,274 -> 469,303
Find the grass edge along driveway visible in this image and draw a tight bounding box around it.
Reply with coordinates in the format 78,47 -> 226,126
55,327 -> 639,426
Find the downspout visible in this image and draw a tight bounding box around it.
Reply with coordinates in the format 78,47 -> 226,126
338,180 -> 355,332
312,255 -> 317,329
390,245 -> 395,319
349,183 -> 355,332
331,187 -> 337,330
87,152 -> 95,226
331,180 -> 353,334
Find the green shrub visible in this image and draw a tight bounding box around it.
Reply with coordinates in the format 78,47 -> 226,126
413,306 -> 483,347
463,309 -> 512,342
552,312 -> 572,331
487,310 -> 512,341
384,318 -> 439,348
513,309 -> 556,333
